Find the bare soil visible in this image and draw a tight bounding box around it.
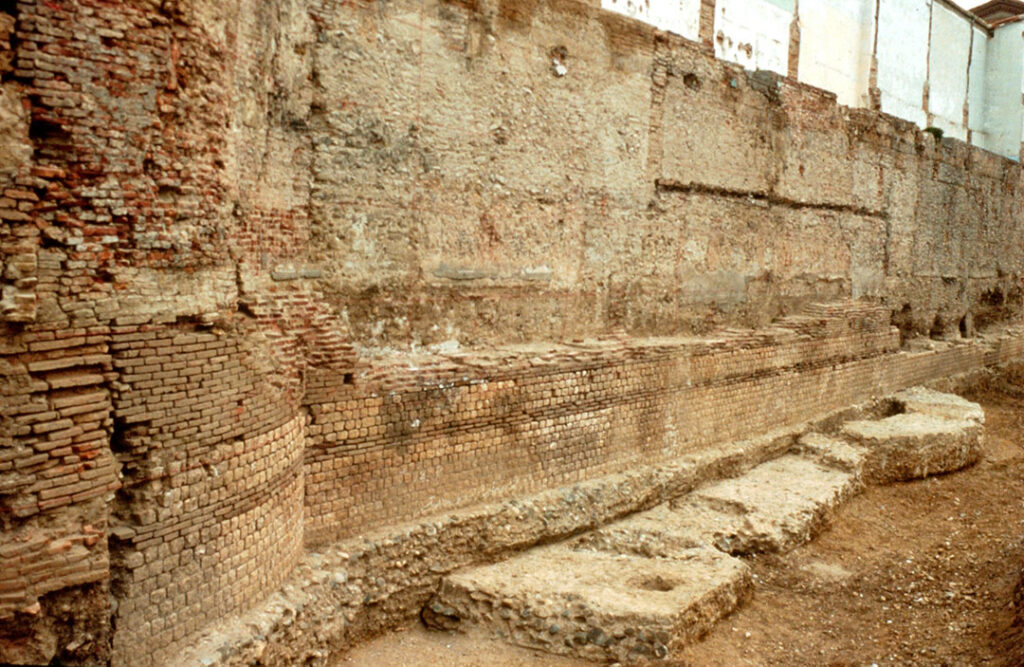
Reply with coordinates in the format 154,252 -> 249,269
336,383 -> 1024,666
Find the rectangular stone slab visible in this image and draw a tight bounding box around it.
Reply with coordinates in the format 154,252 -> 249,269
841,412 -> 982,483
677,454 -> 860,554
892,386 -> 985,423
430,544 -> 750,663
568,502 -> 719,559
797,432 -> 870,474
581,454 -> 859,557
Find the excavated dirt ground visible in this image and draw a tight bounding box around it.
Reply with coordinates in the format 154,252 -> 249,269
335,380 -> 1024,666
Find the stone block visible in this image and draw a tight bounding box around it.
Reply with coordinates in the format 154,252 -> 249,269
841,413 -> 981,484
428,543 -> 750,663
796,432 -> 869,474
892,386 -> 985,424
681,455 -> 860,555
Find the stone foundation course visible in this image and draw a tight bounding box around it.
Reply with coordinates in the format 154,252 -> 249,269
843,388 -> 985,484
432,544 -> 752,663
181,374 -> 1003,666
423,387 -> 987,663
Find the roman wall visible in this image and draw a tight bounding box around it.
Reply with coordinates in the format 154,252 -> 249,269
0,1 -> 338,663
0,0 -> 1023,664
304,304 -> 900,544
198,326 -> 1024,667
305,0 -> 1022,348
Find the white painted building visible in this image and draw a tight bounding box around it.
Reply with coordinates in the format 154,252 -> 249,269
797,0 -> 876,108
601,0 -> 1024,160
601,0 -> 702,41
713,0 -> 793,74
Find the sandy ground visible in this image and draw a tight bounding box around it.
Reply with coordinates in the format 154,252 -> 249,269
335,382 -> 1024,666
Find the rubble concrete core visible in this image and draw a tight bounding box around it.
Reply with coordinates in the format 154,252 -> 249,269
424,387 -> 986,663
842,413 -> 982,484
683,455 -> 860,555
432,544 -> 751,663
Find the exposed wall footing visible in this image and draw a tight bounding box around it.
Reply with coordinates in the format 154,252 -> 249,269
184,328 -> 1024,667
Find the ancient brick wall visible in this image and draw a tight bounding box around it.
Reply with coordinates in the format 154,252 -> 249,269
201,328 -> 1024,667
300,304 -> 1022,547
0,0 -> 1023,665
304,303 -> 900,544
0,328 -> 117,664
0,7 -> 34,324
0,0 -> 324,663
105,323 -> 305,666
304,0 -> 1023,349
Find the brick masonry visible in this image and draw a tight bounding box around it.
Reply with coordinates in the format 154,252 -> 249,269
304,303 -> 900,544
105,324 -> 306,666
192,329 -> 1024,667
0,0 -> 1023,665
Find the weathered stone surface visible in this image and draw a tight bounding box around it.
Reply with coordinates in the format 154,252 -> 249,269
893,386 -> 986,423
0,0 -> 1021,661
842,413 -> 982,483
574,455 -> 858,558
570,502 -> 718,559
796,432 -> 870,474
429,544 -> 751,663
682,455 -> 860,555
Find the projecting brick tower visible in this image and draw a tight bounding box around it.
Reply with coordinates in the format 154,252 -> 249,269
0,2 -> 351,664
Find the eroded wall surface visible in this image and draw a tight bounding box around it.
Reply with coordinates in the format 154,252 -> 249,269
0,0 -> 1022,665
304,305 -> 900,545
0,1 -> 343,664
307,0 -> 1022,349
678,0 -> 1023,159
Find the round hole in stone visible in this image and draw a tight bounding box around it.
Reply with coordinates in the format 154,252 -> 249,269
634,575 -> 677,592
